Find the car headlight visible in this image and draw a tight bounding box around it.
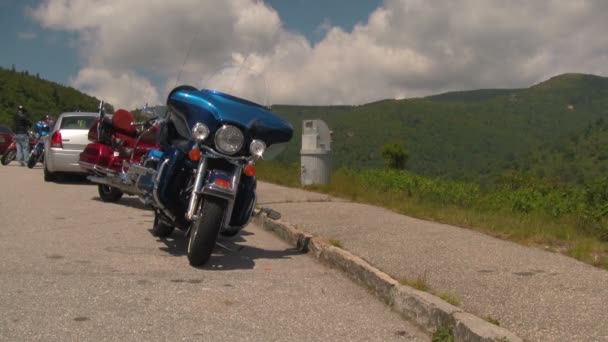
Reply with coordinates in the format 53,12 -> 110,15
249,139 -> 266,158
215,125 -> 244,155
191,123 -> 209,141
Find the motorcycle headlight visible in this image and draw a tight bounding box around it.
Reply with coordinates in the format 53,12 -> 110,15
249,139 -> 266,158
215,125 -> 244,155
191,123 -> 209,141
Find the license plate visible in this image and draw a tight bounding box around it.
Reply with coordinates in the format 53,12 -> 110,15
0,137 -> 5,143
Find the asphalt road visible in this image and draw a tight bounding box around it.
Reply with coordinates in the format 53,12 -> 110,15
0,165 -> 428,342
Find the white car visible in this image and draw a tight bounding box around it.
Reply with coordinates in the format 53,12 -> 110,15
44,112 -> 97,182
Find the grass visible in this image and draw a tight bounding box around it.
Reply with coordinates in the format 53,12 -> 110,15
399,276 -> 430,292
485,316 -> 500,326
328,239 -> 343,248
256,161 -> 608,270
438,292 -> 461,306
399,274 -> 461,307
432,326 -> 454,342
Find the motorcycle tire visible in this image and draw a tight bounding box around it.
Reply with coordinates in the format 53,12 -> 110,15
220,227 -> 241,237
152,213 -> 174,237
26,152 -> 38,169
98,184 -> 124,202
187,197 -> 225,267
1,150 -> 16,166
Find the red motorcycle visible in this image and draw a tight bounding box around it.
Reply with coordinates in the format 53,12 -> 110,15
1,132 -> 38,166
79,103 -> 160,203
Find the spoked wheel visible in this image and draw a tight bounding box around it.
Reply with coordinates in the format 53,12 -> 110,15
152,211 -> 174,237
1,149 -> 16,165
187,197 -> 226,267
98,184 -> 124,202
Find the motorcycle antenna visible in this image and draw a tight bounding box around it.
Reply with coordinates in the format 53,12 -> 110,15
171,6 -> 205,91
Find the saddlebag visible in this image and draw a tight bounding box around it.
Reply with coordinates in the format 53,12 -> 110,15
79,142 -> 118,172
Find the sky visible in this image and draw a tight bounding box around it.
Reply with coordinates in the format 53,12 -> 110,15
1,0 -> 608,109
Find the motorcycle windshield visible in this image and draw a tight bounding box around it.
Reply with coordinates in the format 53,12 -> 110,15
166,64 -> 293,147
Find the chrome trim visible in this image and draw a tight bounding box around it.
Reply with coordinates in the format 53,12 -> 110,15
79,161 -> 118,177
153,159 -> 175,221
185,157 -> 207,221
87,175 -> 141,196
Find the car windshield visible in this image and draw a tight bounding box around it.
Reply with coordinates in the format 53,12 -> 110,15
0,125 -> 12,134
60,116 -> 96,130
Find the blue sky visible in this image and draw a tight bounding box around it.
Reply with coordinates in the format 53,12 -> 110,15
1,0 -> 78,83
1,0 -> 382,86
2,1 -> 607,107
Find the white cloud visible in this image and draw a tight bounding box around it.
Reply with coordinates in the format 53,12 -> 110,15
70,67 -> 160,110
31,0 -> 608,106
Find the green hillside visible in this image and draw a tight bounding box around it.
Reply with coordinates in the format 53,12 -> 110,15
518,118 -> 608,184
271,73 -> 608,182
0,67 -> 113,127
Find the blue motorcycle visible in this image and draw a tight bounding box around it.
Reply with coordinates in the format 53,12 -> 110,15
27,121 -> 51,168
129,70 -> 293,266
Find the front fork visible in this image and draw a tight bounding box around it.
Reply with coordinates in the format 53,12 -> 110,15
30,141 -> 43,155
184,155 -> 243,229
185,157 -> 208,221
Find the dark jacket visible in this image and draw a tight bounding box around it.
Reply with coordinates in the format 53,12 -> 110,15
13,112 -> 32,134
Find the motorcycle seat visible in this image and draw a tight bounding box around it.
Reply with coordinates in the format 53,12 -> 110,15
112,109 -> 137,137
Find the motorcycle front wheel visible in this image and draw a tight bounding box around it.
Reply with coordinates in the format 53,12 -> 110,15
1,149 -> 16,165
26,152 -> 39,168
187,197 -> 225,267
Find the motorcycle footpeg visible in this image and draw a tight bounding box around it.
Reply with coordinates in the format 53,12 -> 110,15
256,207 -> 281,220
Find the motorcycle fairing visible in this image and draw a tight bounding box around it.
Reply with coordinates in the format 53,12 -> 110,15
167,87 -> 293,147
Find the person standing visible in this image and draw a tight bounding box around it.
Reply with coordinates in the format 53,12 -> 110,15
13,105 -> 32,166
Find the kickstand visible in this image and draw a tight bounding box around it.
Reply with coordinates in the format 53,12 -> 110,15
216,242 -> 238,253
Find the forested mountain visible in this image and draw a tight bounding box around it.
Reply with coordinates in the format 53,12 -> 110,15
3,67 -> 607,185
271,73 -> 608,183
0,67 -> 113,127
517,118 -> 608,185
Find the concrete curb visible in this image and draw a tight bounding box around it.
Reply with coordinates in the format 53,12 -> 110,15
252,212 -> 522,342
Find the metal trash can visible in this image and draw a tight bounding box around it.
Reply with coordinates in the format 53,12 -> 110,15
300,119 -> 331,185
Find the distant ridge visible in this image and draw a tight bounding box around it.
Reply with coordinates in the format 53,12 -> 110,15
0,67 -> 113,126
271,73 -> 608,183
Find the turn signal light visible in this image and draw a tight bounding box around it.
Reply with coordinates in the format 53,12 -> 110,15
244,163 -> 256,177
214,178 -> 231,188
188,147 -> 201,161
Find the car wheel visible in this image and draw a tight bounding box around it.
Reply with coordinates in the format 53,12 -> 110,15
44,164 -> 56,182
98,184 -> 123,202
